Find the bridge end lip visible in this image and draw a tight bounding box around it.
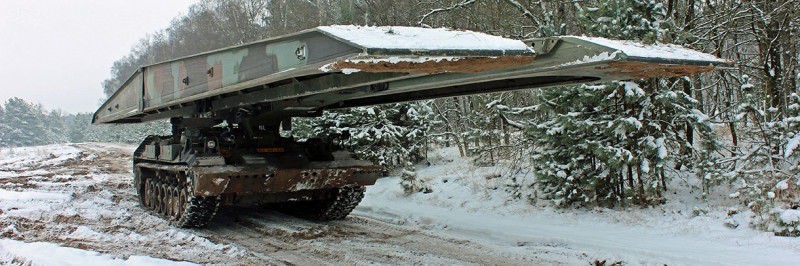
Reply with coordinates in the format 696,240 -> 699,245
528,36 -> 735,69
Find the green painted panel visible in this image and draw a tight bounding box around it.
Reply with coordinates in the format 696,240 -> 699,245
171,61 -> 183,99
266,40 -> 308,71
145,69 -> 161,106
207,48 -> 249,87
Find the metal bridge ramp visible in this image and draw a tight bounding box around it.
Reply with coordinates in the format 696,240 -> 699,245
94,26 -> 731,124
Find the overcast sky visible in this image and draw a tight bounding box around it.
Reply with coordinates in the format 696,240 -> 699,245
0,0 -> 197,114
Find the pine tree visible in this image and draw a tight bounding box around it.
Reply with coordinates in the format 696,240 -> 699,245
293,101 -> 434,167
64,113 -> 91,143
579,0 -> 676,43
519,0 -> 718,207
44,109 -> 68,144
0,105 -> 6,145
1,98 -> 50,147
528,81 -> 715,207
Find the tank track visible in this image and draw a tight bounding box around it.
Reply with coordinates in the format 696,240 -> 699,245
135,165 -> 219,228
284,187 -> 366,221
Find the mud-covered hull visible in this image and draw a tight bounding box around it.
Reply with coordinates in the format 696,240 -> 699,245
132,135 -> 378,227
133,162 -> 380,197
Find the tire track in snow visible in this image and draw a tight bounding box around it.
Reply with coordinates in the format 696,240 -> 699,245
196,206 -> 558,265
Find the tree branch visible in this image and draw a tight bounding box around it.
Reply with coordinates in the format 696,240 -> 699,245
503,0 -> 541,26
417,0 -> 479,28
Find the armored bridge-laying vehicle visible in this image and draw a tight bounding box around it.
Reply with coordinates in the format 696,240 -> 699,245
94,25 -> 732,227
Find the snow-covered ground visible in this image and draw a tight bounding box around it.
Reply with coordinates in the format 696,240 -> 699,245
362,148 -> 800,265
0,143 -> 798,265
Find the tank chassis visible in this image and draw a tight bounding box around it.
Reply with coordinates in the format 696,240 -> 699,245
133,105 -> 381,227
95,26 -> 732,227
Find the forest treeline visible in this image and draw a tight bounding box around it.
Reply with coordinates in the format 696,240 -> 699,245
0,97 -> 169,147
2,0 -> 799,235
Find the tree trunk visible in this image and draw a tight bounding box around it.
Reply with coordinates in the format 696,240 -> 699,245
627,164 -> 634,192
683,78 -> 694,147
636,165 -> 646,204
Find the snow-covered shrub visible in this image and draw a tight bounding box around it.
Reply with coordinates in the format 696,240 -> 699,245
525,81 -> 715,207
293,101 -> 434,167
755,208 -> 800,236
399,164 -> 431,195
727,82 -> 800,235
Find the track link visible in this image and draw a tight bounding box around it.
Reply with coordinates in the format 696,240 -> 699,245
317,187 -> 366,221
284,187 -> 366,221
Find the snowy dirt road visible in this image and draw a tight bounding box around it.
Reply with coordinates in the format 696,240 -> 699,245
0,143 -> 557,265
201,207 -> 556,265
2,143 -> 800,265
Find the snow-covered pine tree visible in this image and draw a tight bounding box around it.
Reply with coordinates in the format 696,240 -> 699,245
529,81 -> 715,207
464,94 -> 508,166
292,101 -> 434,167
580,0 -> 675,44
43,109 -> 68,144
64,113 -> 91,143
520,0 -> 717,207
0,98 -> 51,147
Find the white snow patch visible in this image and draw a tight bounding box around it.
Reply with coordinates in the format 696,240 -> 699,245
780,209 -> 800,224
0,144 -> 83,168
348,56 -> 461,64
0,239 -> 195,266
776,180 -> 790,190
320,56 -> 464,73
691,109 -> 710,123
785,134 -> 800,157
641,158 -> 650,173
66,226 -> 106,241
318,25 -> 530,51
340,68 -> 361,74
0,189 -> 71,201
656,137 -> 668,159
572,36 -> 724,62
561,51 -> 619,66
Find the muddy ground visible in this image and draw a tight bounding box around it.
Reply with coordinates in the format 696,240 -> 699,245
0,143 -> 559,265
